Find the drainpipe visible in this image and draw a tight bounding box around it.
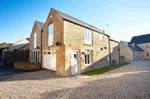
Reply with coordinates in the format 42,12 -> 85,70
108,37 -> 111,66
40,29 -> 43,69
118,43 -> 120,64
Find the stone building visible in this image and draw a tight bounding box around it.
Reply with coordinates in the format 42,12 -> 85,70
30,8 -> 120,76
110,39 -> 120,65
130,34 -> 150,60
29,21 -> 44,63
120,41 -> 144,62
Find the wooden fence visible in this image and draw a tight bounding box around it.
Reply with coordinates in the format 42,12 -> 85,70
3,50 -> 29,65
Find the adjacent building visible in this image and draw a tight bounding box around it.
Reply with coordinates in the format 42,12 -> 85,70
120,41 -> 144,62
7,38 -> 30,51
110,39 -> 120,65
130,34 -> 150,60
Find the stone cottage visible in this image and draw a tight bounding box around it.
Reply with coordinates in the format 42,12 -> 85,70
30,8 -> 120,76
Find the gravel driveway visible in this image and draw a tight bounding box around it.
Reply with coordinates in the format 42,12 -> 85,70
0,61 -> 150,99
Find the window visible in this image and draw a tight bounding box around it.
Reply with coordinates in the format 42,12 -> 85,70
99,34 -> 103,41
84,29 -> 92,45
48,23 -> 54,46
84,50 -> 93,64
147,52 -> 149,56
32,50 -> 40,63
34,32 -> 37,48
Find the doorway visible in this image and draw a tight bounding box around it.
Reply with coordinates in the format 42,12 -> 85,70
71,50 -> 80,75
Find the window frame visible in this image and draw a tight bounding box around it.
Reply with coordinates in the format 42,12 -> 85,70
48,23 -> 54,46
84,50 -> 93,65
99,33 -> 103,41
34,32 -> 37,49
84,29 -> 92,45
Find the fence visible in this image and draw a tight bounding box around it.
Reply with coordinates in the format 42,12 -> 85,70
3,50 -> 29,65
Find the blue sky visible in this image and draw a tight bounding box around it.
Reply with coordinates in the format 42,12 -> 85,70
0,0 -> 150,43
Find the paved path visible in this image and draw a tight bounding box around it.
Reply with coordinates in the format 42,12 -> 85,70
0,61 -> 150,99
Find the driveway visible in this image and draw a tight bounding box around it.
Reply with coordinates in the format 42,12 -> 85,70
0,61 -> 150,99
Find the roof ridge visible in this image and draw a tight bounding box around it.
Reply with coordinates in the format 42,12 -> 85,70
133,33 -> 150,37
35,20 -> 44,24
52,8 -> 104,34
53,9 -> 97,27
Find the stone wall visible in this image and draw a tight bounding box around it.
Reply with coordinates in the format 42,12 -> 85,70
137,43 -> 150,60
64,21 -> 110,76
133,51 -> 144,60
14,62 -> 40,70
3,50 -> 29,65
29,22 -> 42,63
120,42 -> 133,61
110,40 -> 119,65
42,8 -> 66,76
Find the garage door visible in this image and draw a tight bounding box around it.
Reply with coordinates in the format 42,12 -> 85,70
43,52 -> 56,71
134,53 -> 143,61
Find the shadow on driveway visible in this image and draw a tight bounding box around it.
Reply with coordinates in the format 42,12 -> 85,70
0,56 -> 32,78
0,56 -> 60,82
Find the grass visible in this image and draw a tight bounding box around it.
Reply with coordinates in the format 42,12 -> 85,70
82,62 -> 130,76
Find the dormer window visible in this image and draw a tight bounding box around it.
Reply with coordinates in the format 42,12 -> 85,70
48,23 -> 54,46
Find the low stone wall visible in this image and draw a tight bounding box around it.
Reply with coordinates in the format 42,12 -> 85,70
14,62 -> 41,71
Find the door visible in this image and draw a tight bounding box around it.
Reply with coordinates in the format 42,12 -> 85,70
71,51 -> 80,75
134,52 -> 142,61
43,52 -> 56,71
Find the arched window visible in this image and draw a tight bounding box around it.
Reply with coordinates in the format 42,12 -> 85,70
34,32 -> 37,48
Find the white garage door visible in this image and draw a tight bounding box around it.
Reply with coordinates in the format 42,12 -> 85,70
43,52 -> 56,71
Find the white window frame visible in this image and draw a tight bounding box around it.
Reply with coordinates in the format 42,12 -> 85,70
34,32 -> 37,48
99,33 -> 103,41
48,23 -> 54,46
32,50 -> 40,63
84,50 -> 93,65
84,29 -> 92,45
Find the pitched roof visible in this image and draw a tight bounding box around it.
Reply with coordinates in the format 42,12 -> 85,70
35,21 -> 44,30
53,8 -> 109,36
25,38 -> 30,41
121,41 -> 143,51
19,43 -> 30,49
128,44 -> 144,51
130,34 -> 150,44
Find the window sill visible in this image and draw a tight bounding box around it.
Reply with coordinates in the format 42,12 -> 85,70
48,45 -> 54,48
84,63 -> 92,66
84,43 -> 93,46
